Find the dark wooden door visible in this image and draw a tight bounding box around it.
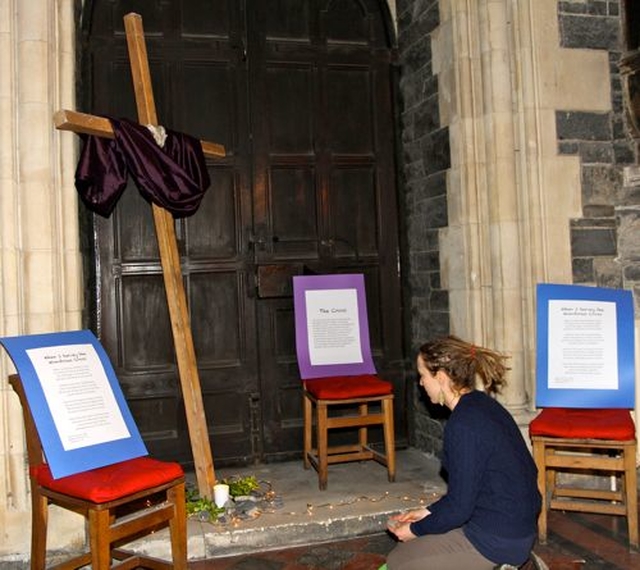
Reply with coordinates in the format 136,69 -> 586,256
247,0 -> 404,458
83,0 -> 404,467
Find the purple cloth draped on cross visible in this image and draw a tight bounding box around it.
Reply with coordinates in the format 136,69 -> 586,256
75,117 -> 210,218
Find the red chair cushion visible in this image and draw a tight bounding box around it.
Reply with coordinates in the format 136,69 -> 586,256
529,408 -> 636,441
32,456 -> 184,503
305,374 -> 393,400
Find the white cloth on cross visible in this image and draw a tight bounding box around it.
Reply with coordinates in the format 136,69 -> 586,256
145,124 -> 168,147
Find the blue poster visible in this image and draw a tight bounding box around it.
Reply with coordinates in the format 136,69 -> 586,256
536,284 -> 635,408
1,330 -> 147,478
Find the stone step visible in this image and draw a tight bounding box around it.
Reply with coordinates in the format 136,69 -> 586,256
131,448 -> 444,561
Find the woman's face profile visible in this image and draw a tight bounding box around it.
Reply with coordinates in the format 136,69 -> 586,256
417,355 -> 440,404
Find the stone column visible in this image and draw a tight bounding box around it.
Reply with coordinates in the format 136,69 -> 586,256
436,0 -> 531,419
435,0 -> 611,426
477,0 -> 529,414
0,0 -> 83,558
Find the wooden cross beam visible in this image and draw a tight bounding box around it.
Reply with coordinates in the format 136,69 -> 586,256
54,12 -> 223,499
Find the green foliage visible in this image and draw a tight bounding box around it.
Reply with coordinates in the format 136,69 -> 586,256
185,475 -> 260,522
223,475 -> 259,497
185,488 -> 225,522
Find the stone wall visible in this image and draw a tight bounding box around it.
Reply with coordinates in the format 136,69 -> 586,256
556,1 -> 636,292
396,0 -> 637,456
0,0 -> 84,559
396,0 -> 447,453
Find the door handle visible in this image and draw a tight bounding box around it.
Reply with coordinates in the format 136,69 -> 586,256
248,234 -> 279,252
248,235 -> 266,252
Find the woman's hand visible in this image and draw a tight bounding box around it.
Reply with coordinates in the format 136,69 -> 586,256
386,508 -> 430,542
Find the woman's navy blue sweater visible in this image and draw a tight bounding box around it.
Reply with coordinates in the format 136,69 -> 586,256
409,390 -> 541,565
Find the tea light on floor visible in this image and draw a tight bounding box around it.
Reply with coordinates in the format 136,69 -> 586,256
214,483 -> 230,508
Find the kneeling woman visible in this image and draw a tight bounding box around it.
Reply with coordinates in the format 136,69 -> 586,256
386,336 -> 541,570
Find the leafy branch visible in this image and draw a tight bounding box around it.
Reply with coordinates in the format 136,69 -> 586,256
186,475 -> 260,522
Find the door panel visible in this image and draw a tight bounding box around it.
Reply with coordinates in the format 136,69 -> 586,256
84,0 -> 403,467
177,63 -> 238,151
326,69 -> 373,152
267,67 -> 315,153
329,167 -> 379,256
270,167 -> 319,258
185,168 -> 237,259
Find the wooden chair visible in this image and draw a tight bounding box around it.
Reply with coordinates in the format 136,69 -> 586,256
530,407 -> 638,550
303,373 -> 396,490
292,273 -> 396,490
9,373 -> 188,569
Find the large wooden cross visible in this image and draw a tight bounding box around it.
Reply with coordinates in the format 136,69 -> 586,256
54,13 -> 224,499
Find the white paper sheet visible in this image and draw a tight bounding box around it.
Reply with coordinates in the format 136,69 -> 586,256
305,288 -> 364,366
26,343 -> 131,450
547,300 -> 618,390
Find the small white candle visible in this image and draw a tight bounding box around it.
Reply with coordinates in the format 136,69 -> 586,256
213,483 -> 230,508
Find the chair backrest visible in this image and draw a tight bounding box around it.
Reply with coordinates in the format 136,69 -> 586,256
9,374 -> 46,472
535,283 -> 636,409
293,273 -> 376,380
1,330 -> 148,478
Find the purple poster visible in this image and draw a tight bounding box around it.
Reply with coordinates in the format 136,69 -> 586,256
293,274 -> 377,379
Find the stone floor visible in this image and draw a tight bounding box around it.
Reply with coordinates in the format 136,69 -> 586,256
178,447 -> 640,569
5,447 -> 638,569
187,507 -> 640,569
134,447 -> 446,561
190,533 -> 395,570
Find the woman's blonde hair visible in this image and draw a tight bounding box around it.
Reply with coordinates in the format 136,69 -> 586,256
418,335 -> 510,395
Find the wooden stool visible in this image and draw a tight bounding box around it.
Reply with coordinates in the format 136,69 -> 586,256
9,374 -> 188,569
303,374 -> 396,490
530,408 -> 638,549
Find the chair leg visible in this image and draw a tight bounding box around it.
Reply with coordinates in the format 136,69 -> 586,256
303,393 -> 312,470
358,403 -> 368,451
623,444 -> 639,549
546,465 -> 556,499
382,398 -> 396,482
89,508 -> 113,569
30,486 -> 48,570
532,439 -> 548,544
169,482 -> 188,569
317,402 -> 329,490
